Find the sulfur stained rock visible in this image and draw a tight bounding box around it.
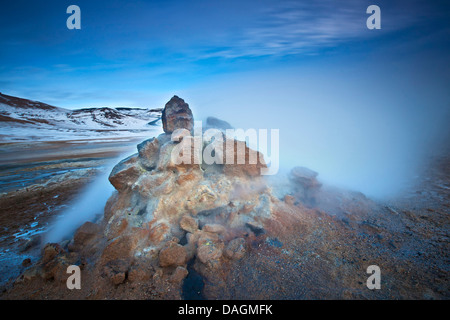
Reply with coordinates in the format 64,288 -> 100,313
6,96 -> 279,299
176,171 -> 199,185
197,236 -> 224,267
222,139 -> 267,177
101,234 -> 138,264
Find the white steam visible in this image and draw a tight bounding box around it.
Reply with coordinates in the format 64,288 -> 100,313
44,156 -> 120,244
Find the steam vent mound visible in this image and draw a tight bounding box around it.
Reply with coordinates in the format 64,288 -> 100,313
6,96 -> 446,300
8,96 -> 285,299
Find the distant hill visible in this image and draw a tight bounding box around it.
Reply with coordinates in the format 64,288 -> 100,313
0,92 -> 162,141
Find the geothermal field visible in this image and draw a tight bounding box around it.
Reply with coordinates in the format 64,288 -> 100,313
0,0 -> 448,304
0,94 -> 448,299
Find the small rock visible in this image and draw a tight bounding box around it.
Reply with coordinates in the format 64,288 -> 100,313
42,243 -> 64,264
197,238 -> 223,266
159,243 -> 187,267
224,238 -> 246,260
265,237 -> 283,248
22,258 -> 32,267
169,266 -> 189,283
289,166 -> 322,205
128,264 -> 153,283
180,215 -> 198,233
203,224 -> 226,234
103,259 -> 129,285
284,195 -> 295,206
245,222 -> 265,237
111,272 -> 126,285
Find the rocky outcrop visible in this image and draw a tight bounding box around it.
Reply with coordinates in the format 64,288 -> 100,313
8,96 -> 280,299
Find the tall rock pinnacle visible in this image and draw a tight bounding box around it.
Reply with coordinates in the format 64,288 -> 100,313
161,95 -> 194,133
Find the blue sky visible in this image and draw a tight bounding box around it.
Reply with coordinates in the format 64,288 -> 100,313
1,0 -> 449,197
1,0 -> 448,108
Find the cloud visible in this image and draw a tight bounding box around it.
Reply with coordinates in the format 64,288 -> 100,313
194,0 -> 433,59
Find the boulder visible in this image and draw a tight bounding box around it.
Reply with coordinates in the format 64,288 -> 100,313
162,96 -> 194,134
206,116 -> 233,130
289,166 -> 322,204
109,154 -> 142,191
290,166 -> 321,188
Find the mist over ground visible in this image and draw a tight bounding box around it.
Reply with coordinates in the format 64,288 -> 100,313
184,53 -> 449,198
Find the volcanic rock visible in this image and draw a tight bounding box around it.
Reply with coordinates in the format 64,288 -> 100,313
137,137 -> 160,169
290,166 -> 320,188
73,221 -> 101,247
108,154 -> 142,191
289,166 -> 322,205
103,259 -> 129,285
180,215 -> 198,233
159,243 -> 187,267
224,238 -> 246,260
203,224 -> 226,234
21,258 -> 32,267
42,243 -> 64,264
161,95 -> 194,133
197,236 -> 224,267
169,266 -> 189,283
206,116 -> 233,130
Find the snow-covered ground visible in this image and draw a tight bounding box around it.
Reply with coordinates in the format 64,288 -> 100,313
0,92 -> 163,142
